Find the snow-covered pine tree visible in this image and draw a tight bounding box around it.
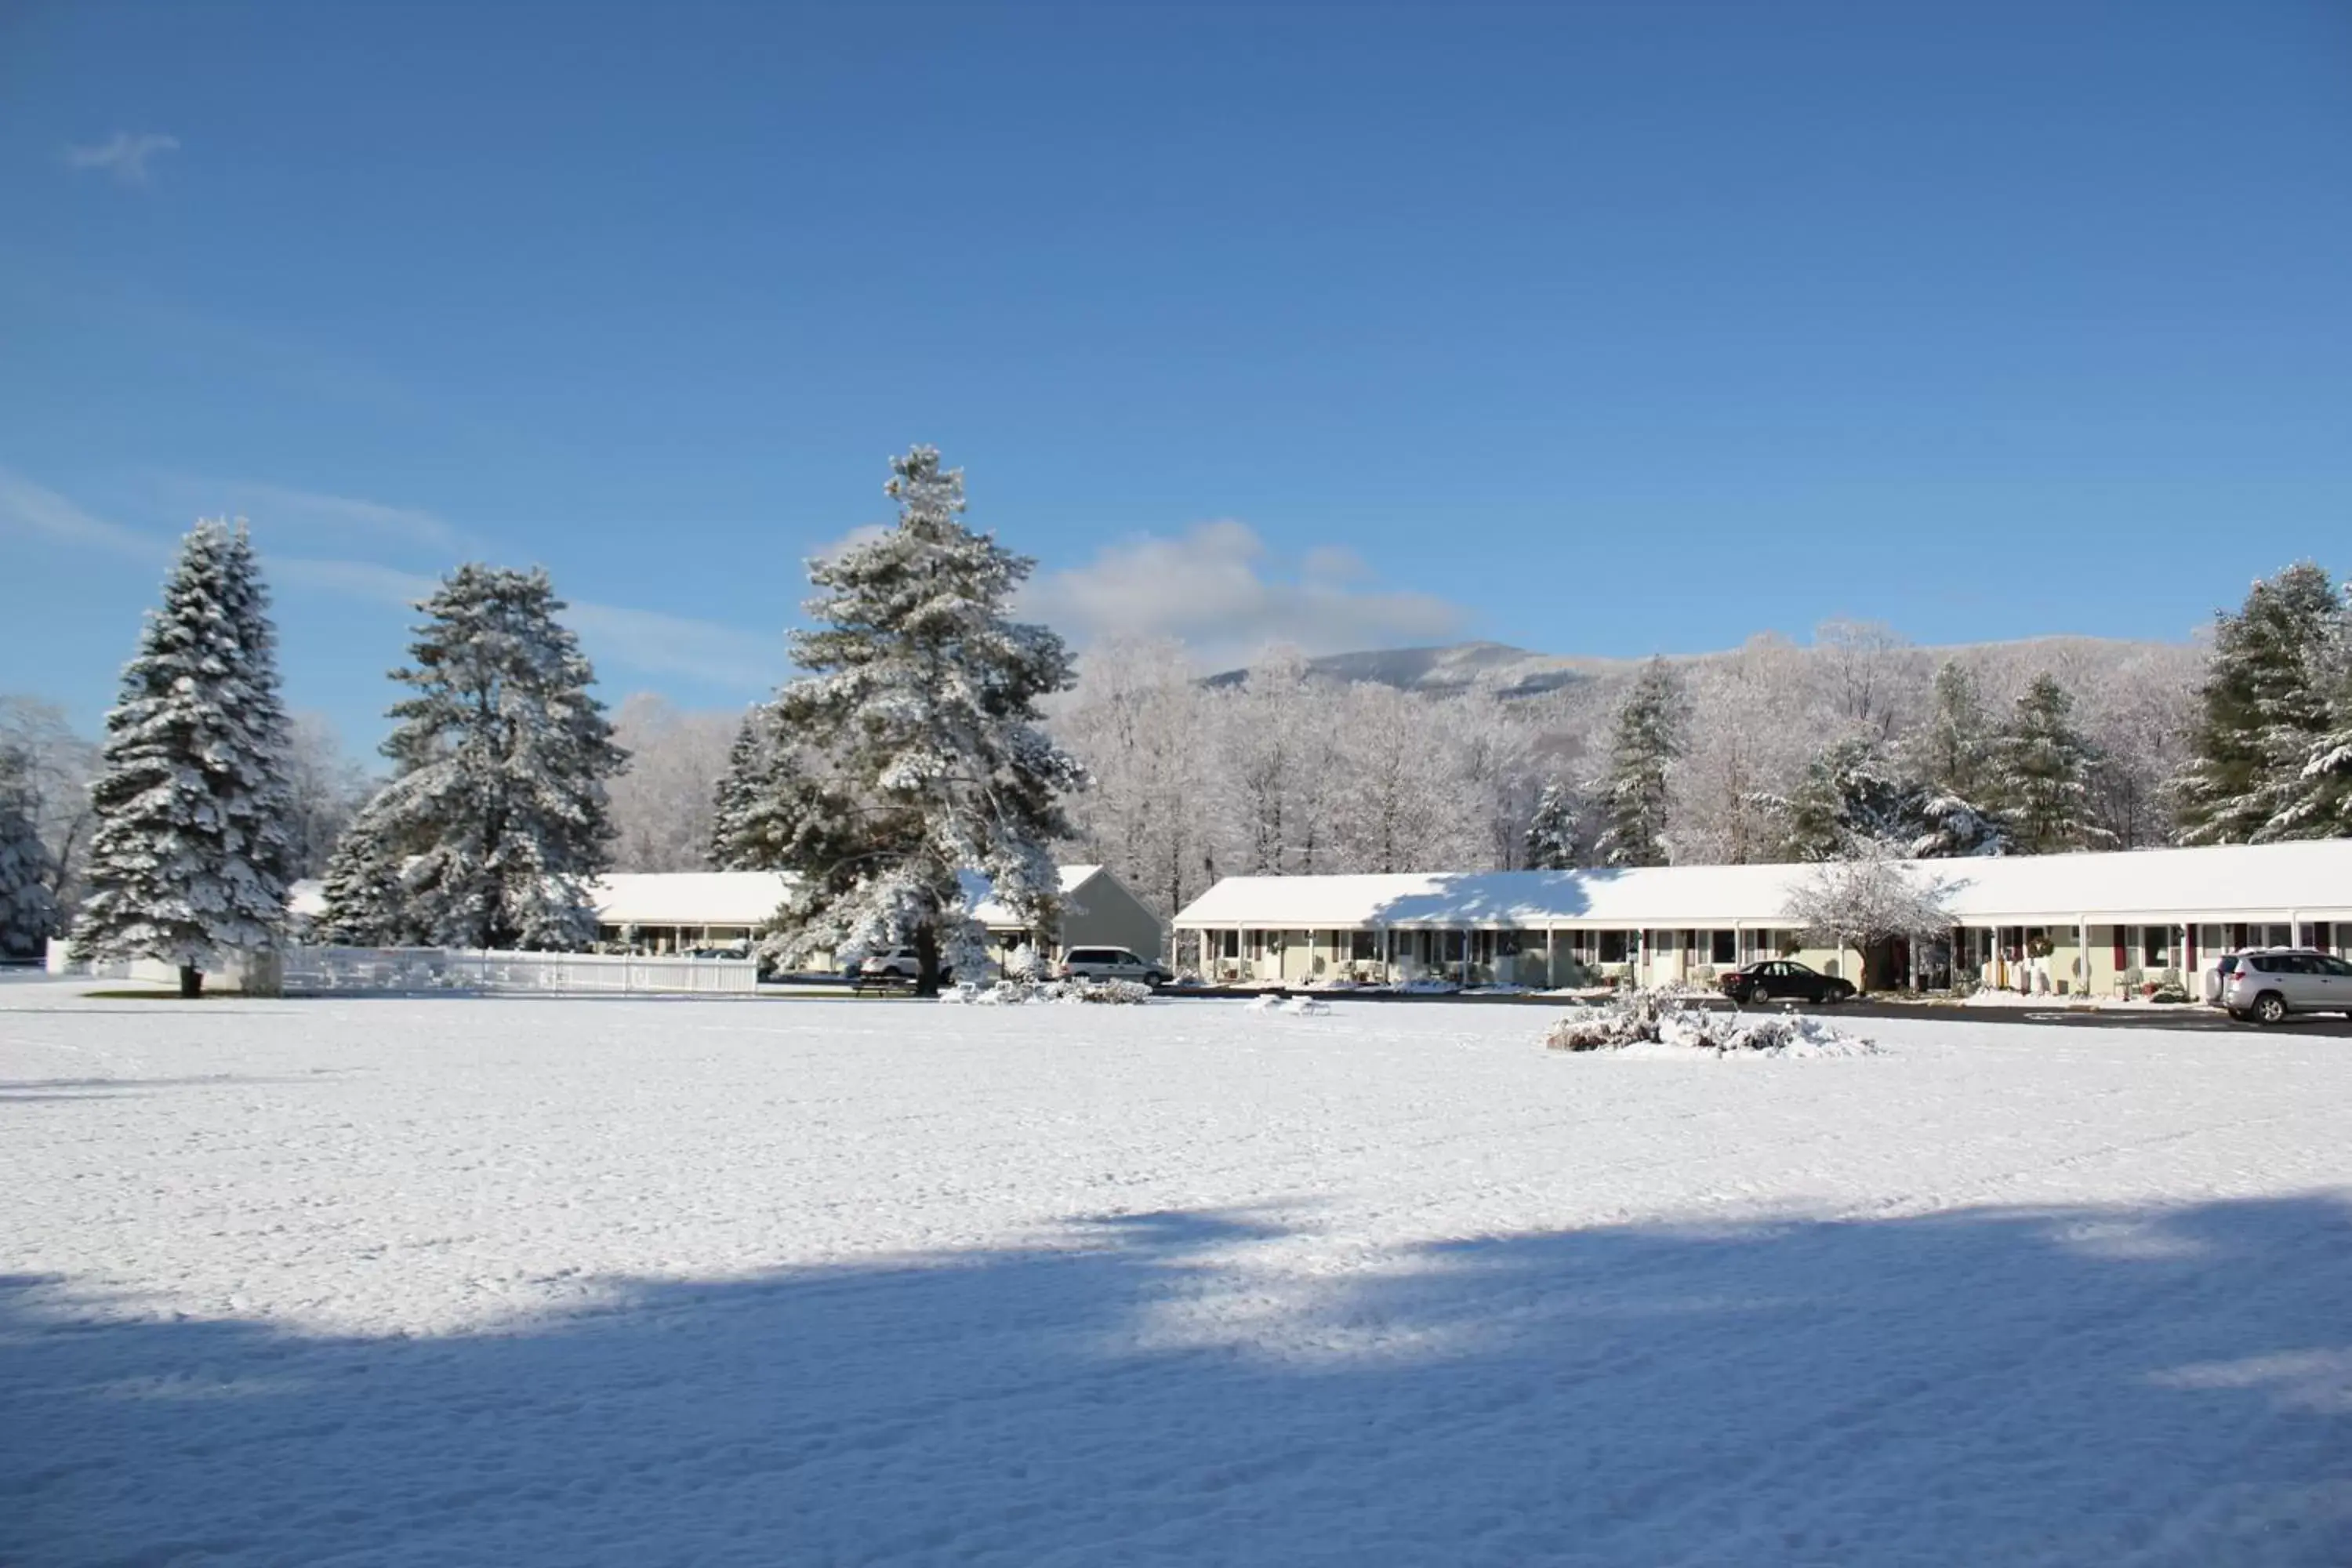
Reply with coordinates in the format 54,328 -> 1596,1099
1765,735 -> 1922,862
1992,673 -> 2111,855
320,565 -> 626,950
1593,658 -> 1685,868
2172,561 -> 2346,844
1523,782 -> 1583,870
1906,662 -> 2009,857
314,795 -> 422,946
71,521 -> 296,996
708,705 -> 780,869
0,742 -> 60,959
755,446 -> 1084,996
2266,577 -> 2352,839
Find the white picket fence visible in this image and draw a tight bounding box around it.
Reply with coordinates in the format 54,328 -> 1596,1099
282,945 -> 759,996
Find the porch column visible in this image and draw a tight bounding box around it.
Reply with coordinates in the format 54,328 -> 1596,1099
1547,927 -> 1558,988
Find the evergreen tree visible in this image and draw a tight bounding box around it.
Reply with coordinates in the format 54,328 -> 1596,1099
754,446 -> 1084,996
1523,782 -> 1582,870
0,743 -> 60,959
314,796 -> 423,946
321,565 -> 626,950
2173,562 -> 2346,844
1993,673 -> 2110,855
1593,658 -> 1684,868
72,521 -> 296,996
1905,662 -> 2009,856
707,703 -> 804,871
2258,575 -> 2352,840
1768,735 -> 1923,862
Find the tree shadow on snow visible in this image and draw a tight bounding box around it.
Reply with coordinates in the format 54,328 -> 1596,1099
4,1196 -> 2350,1566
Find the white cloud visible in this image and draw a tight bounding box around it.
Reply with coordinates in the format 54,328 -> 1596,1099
559,600 -> 782,688
1018,520 -> 1470,670
808,523 -> 890,564
276,556 -> 781,687
272,556 -> 442,607
0,467 -> 167,564
63,132 -> 180,186
176,478 -> 471,557
8,466 -> 779,691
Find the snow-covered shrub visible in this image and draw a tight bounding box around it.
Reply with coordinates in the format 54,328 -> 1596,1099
1001,942 -> 1042,981
1544,988 -> 1879,1058
1245,994 -> 1330,1016
942,976 -> 1151,1006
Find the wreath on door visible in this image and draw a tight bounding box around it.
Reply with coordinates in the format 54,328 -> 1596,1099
2025,934 -> 2055,959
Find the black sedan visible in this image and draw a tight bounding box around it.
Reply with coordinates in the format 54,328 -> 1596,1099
1720,960 -> 1855,1006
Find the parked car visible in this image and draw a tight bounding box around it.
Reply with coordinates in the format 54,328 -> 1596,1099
1720,959 -> 1856,1006
855,949 -> 954,985
1055,947 -> 1171,986
2206,948 -> 2352,1025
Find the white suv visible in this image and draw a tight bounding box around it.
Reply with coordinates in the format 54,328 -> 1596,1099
1056,947 -> 1171,987
2207,948 -> 2352,1024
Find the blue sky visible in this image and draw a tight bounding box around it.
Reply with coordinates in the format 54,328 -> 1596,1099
5,1 -> 2350,746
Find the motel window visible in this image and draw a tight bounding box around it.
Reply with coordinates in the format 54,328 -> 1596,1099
2141,927 -> 2171,967
1711,930 -> 1737,964
1219,931 -> 1240,959
1350,930 -> 1377,960
1442,931 -> 1465,964
1599,931 -> 1628,964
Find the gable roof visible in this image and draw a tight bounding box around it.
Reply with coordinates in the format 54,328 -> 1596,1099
1172,840 -> 2352,930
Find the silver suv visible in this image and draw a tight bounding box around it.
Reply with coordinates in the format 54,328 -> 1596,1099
2207,948 -> 2352,1025
1056,947 -> 1171,987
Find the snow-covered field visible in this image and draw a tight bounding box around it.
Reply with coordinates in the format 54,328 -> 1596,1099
5,982 -> 2350,1566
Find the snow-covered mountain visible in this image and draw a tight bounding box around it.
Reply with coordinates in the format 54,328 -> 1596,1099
1205,633 -> 2180,699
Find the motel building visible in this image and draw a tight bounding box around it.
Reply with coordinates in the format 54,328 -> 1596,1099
1171,839 -> 2352,996
583,863 -> 1163,967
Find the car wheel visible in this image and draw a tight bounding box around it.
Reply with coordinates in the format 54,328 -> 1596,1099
2252,993 -> 2288,1026
1749,985 -> 1771,1004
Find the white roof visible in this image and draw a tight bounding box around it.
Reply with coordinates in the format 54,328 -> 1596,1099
1174,840 -> 2352,930
586,865 -> 1105,931
588,872 -> 797,927
960,864 -> 1101,929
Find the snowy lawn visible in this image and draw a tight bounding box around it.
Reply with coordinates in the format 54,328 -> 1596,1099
5,983 -> 2350,1566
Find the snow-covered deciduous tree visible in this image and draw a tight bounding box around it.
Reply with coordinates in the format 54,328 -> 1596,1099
1593,659 -> 1686,868
1673,635 -> 1812,865
0,742 -> 60,958
1783,851 -> 1954,993
321,564 -> 626,950
281,713 -> 374,877
2172,562 -> 2346,844
755,447 -> 1084,996
1523,781 -> 1583,870
1054,639 -> 1214,926
0,696 -> 98,911
71,521 -> 296,996
605,693 -> 739,871
1813,619 -> 1918,740
1992,673 -> 2111,855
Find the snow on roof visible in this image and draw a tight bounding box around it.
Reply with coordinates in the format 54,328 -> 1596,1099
583,866 -> 1105,930
587,872 -> 797,927
1172,840 -> 2352,930
960,864 -> 1101,929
